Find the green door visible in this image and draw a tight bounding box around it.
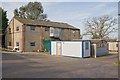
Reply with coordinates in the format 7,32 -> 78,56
42,40 -> 50,52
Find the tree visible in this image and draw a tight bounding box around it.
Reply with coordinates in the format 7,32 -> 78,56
83,15 -> 117,39
14,2 -> 47,20
0,7 -> 8,47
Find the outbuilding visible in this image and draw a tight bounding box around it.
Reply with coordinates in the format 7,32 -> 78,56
91,39 -> 108,58
107,41 -> 118,53
50,40 -> 91,58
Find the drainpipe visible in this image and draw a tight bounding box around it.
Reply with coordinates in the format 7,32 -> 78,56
21,25 -> 25,52
78,29 -> 80,39
12,18 -> 14,49
68,28 -> 71,40
69,29 -> 71,40
40,27 -> 43,51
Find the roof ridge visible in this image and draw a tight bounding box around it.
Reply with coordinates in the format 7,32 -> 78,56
14,16 -> 79,29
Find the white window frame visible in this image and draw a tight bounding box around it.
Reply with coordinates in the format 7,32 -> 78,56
30,42 -> 35,46
30,26 -> 35,31
16,26 -> 19,31
16,42 -> 19,46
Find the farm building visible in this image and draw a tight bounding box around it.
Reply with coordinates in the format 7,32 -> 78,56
50,40 -> 91,58
5,16 -> 80,52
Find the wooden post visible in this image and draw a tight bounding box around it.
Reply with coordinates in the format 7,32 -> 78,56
92,44 -> 96,58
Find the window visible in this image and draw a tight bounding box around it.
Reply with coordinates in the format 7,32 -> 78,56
45,27 -> 49,31
9,28 -> 11,33
74,34 -> 75,37
73,30 -> 75,33
16,26 -> 19,31
116,44 -> 118,47
30,42 -> 35,46
50,28 -> 54,33
16,42 -> 19,46
85,42 -> 89,50
9,42 -> 11,46
30,26 -> 35,31
73,30 -> 76,38
50,27 -> 54,37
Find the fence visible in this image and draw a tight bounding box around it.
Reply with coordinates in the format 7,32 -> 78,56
92,44 -> 108,58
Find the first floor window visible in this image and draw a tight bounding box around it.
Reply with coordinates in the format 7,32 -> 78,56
30,42 -> 35,46
30,26 -> 35,31
16,42 -> 19,46
73,30 -> 75,33
116,44 -> 118,47
50,27 -> 54,33
16,26 -> 19,31
9,28 -> 11,33
45,27 -> 49,31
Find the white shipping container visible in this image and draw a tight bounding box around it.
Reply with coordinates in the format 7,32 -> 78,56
50,40 -> 91,58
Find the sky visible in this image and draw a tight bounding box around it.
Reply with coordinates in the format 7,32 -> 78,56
1,1 -> 118,39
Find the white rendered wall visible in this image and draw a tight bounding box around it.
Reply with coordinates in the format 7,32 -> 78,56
61,41 -> 82,57
108,42 -> 118,51
51,41 -> 57,55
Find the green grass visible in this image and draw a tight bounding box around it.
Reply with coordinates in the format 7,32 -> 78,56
118,62 -> 120,66
0,48 -> 15,52
114,61 -> 120,66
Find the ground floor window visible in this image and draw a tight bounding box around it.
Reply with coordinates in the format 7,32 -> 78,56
9,42 -> 11,46
30,42 -> 35,46
116,44 -> 118,47
16,42 -> 19,46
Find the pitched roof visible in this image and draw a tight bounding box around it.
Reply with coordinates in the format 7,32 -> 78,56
91,39 -> 107,44
14,17 -> 79,30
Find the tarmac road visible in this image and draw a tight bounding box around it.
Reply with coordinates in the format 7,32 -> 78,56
2,52 -> 118,78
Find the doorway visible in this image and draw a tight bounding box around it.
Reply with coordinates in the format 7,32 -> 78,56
57,42 -> 61,55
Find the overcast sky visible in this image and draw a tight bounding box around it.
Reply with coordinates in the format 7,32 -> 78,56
1,1 -> 118,39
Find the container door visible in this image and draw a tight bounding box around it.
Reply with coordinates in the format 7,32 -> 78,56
84,42 -> 90,57
57,42 -> 61,55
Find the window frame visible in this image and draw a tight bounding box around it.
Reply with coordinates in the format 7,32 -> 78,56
85,42 -> 89,50
16,42 -> 19,46
30,42 -> 35,46
30,26 -> 35,31
9,28 -> 11,33
9,42 -> 11,46
116,44 -> 118,47
16,26 -> 19,31
45,27 -> 49,31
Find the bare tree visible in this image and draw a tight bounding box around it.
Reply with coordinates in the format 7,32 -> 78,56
83,15 -> 117,39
